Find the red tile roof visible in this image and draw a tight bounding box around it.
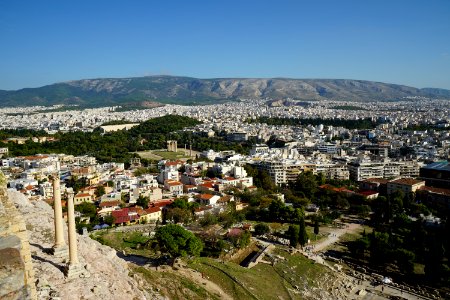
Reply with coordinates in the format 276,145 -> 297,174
164,160 -> 184,166
22,155 -> 49,160
75,193 -> 91,198
112,209 -> 129,218
358,190 -> 379,196
389,178 -> 425,186
419,186 -> 450,196
111,208 -> 141,224
200,182 -> 214,189
113,216 -> 129,224
99,201 -> 120,208
166,181 -> 183,186
198,193 -> 214,200
145,207 -> 161,214
363,178 -> 389,184
150,200 -> 173,208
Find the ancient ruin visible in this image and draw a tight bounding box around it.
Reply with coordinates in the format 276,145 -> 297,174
50,174 -> 68,258
167,140 -> 177,152
0,171 -> 36,300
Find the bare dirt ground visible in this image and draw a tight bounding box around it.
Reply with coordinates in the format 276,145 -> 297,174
312,223 -> 362,253
134,148 -> 200,160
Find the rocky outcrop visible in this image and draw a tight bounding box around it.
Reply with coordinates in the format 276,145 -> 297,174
7,187 -> 162,300
0,171 -> 36,300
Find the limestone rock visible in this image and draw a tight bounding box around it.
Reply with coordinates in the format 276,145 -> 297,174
8,188 -> 161,300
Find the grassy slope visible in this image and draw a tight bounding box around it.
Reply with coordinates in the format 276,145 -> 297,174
189,248 -> 331,300
132,266 -> 220,300
92,228 -> 333,299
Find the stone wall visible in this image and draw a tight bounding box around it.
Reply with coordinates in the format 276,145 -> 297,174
0,171 -> 36,300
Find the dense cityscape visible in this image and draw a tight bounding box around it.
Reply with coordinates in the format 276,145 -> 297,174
1,96 -> 450,299
1,1 -> 450,300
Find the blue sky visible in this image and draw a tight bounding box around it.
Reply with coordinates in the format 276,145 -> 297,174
1,0 -> 449,90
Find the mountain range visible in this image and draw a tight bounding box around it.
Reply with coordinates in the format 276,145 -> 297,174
1,76 -> 449,107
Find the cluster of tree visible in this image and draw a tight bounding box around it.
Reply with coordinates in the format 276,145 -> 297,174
245,198 -> 305,224
74,202 -> 102,233
349,220 -> 449,286
344,189 -> 450,286
285,217 -> 309,248
196,203 -> 244,229
0,128 -> 48,139
155,224 -> 203,266
65,176 -> 89,194
404,124 -> 448,132
198,227 -> 250,258
227,230 -> 251,249
247,116 -> 378,130
1,115 -> 253,162
162,197 -> 199,224
243,165 -> 277,192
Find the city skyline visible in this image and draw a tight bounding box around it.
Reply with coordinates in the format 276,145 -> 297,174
1,0 -> 450,90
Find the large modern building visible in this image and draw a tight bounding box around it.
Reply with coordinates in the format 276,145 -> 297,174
349,159 -> 421,182
419,161 -> 450,189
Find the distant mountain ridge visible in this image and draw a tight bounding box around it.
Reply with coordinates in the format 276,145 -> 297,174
0,75 -> 449,107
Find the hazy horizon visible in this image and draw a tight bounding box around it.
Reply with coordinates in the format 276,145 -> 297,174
1,0 -> 449,90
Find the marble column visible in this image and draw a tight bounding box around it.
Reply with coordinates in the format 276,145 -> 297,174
65,190 -> 89,279
51,173 -> 67,257
67,191 -> 79,266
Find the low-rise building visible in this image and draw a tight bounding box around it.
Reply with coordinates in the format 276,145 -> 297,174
140,207 -> 162,223
74,193 -> 94,205
387,178 -> 425,195
164,180 -> 184,196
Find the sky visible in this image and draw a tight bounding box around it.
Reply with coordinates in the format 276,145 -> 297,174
0,0 -> 450,90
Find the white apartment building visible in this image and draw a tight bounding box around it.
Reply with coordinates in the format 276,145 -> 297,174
250,144 -> 270,156
348,161 -> 385,181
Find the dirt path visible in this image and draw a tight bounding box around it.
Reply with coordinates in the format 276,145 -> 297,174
311,223 -> 361,253
169,266 -> 234,300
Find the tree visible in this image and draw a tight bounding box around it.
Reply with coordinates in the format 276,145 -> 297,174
171,197 -> 188,209
166,207 -> 192,224
298,217 -> 309,248
199,212 -> 218,227
294,171 -> 318,197
136,195 -> 149,208
103,215 -> 114,226
96,185 -> 106,197
395,248 -> 415,274
75,202 -> 97,218
314,220 -> 320,240
239,231 -> 251,248
254,223 -> 270,236
155,224 -> 203,265
287,225 -> 300,247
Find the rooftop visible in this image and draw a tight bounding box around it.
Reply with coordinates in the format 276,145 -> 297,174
422,161 -> 450,171
419,186 -> 450,196
389,178 -> 425,186
363,178 -> 390,184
